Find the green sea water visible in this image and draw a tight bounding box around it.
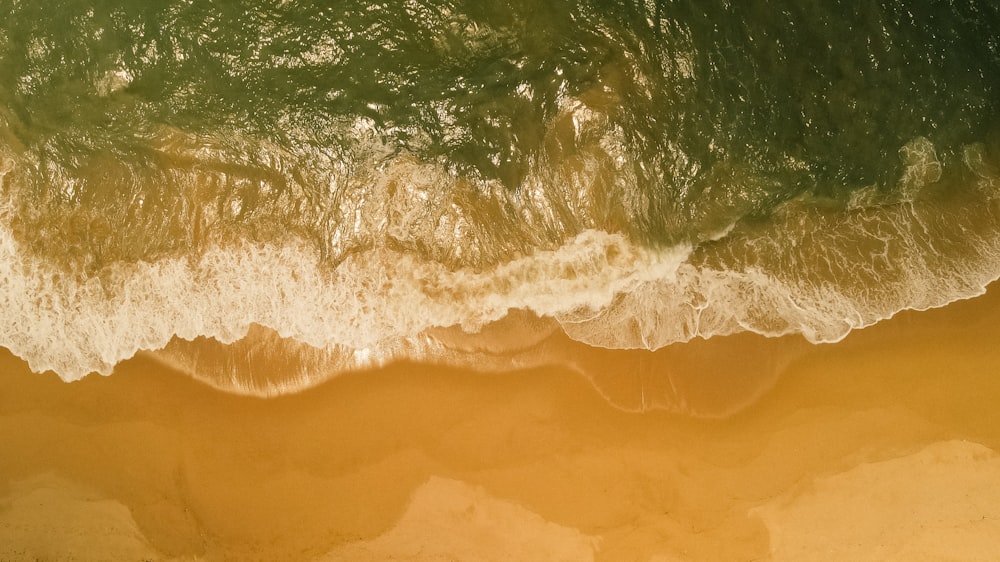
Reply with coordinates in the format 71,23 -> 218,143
1,0 -> 999,388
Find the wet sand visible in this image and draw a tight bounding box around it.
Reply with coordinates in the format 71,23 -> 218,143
2,287 -> 1000,561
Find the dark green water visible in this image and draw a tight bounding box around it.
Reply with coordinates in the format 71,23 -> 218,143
1,0 -> 999,386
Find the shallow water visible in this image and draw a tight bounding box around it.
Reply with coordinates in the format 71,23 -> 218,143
1,1 -> 999,389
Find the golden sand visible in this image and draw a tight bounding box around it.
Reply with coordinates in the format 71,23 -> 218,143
2,287 -> 1000,561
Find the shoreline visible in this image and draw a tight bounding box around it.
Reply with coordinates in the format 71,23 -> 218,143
1,285 -> 1000,560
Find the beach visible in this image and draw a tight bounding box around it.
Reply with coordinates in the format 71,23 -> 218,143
2,286 -> 999,561
2,4 -> 1000,559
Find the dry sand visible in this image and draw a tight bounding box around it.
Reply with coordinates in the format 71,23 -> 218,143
2,286 -> 1000,561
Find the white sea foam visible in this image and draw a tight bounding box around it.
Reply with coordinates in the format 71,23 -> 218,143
3,138 -> 1000,384
0,214 -> 690,380
560,184 -> 1000,350
4,196 -> 999,385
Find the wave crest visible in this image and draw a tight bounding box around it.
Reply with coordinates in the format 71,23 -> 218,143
2,139 -> 1000,388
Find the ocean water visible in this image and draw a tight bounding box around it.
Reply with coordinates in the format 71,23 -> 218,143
0,0 -> 998,393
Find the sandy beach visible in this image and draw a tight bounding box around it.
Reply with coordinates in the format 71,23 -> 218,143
2,286 -> 1000,561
